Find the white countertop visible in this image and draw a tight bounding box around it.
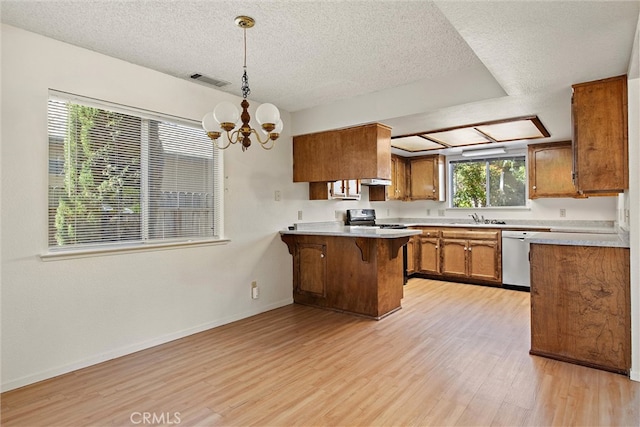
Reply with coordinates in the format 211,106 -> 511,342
527,231 -> 630,248
280,222 -> 421,239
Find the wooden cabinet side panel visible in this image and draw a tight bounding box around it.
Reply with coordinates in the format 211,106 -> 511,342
572,75 -> 628,192
375,239 -> 405,317
530,244 -> 631,373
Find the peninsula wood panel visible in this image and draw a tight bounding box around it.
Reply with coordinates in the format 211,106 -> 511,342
281,234 -> 407,319
530,244 -> 631,374
572,75 -> 628,193
293,122 -> 392,183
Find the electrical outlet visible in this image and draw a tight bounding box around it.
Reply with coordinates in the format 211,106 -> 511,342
438,209 -> 445,217
335,210 -> 342,220
298,210 -> 303,220
560,208 -> 566,218
251,281 -> 259,299
274,190 -> 281,201
427,209 -> 431,216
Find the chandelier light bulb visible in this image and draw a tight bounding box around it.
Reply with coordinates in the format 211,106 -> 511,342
274,119 -> 284,134
201,112 -> 218,132
213,101 -> 240,126
255,103 -> 280,126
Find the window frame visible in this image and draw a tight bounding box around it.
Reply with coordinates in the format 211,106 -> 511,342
43,90 -> 226,260
447,150 -> 529,209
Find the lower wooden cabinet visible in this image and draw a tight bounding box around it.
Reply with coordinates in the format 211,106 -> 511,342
409,227 -> 501,284
417,228 -> 441,275
530,243 -> 631,374
440,230 -> 501,283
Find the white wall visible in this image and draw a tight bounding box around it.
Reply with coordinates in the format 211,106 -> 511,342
0,24 -> 306,391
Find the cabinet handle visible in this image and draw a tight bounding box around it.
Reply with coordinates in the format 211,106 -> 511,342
320,254 -> 325,258
464,247 -> 467,251
468,247 -> 472,252
533,185 -> 537,190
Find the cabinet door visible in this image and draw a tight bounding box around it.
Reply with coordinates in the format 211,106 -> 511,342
409,157 -> 436,200
406,236 -> 416,275
418,237 -> 440,275
345,180 -> 361,199
441,239 -> 467,277
329,180 -> 361,200
528,142 -> 578,199
468,239 -> 500,283
388,155 -> 407,200
295,243 -> 327,297
572,75 -> 628,193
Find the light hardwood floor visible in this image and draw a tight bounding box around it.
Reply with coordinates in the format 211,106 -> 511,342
2,278 -> 639,426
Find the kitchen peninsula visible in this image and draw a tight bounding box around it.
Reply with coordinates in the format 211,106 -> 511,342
280,223 -> 421,319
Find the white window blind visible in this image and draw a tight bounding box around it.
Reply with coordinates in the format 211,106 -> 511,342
48,92 -> 222,250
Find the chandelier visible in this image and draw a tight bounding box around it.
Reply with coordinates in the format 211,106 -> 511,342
201,16 -> 282,151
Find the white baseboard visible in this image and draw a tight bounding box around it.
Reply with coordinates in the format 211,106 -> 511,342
630,369 -> 640,382
1,298 -> 293,392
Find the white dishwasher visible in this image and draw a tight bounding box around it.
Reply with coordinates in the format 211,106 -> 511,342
502,231 -> 539,288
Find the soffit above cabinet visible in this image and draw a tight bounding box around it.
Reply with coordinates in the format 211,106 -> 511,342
392,115 -> 550,153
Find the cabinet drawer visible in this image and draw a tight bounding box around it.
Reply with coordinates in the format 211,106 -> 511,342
415,227 -> 440,238
441,230 -> 499,240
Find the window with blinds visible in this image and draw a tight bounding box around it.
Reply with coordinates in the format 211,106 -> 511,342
48,92 -> 222,251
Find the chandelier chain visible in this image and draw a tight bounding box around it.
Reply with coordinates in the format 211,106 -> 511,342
241,28 -> 250,99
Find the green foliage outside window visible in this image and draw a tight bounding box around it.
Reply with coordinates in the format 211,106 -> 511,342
54,104 -> 140,245
451,157 -> 526,208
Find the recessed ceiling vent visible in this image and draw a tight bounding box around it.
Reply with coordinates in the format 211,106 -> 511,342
190,73 -> 231,88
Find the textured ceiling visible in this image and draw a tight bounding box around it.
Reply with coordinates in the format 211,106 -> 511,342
1,0 -> 639,150
0,0 -> 485,112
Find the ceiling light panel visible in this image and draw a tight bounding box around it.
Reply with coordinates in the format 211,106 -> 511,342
391,135 -> 445,152
475,117 -> 549,142
423,128 -> 491,146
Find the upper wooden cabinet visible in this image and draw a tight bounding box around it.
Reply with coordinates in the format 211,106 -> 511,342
572,75 -> 628,194
528,141 -> 579,199
408,155 -> 446,201
388,155 -> 407,200
293,123 -> 392,183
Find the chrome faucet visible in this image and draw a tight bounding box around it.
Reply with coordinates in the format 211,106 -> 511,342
470,213 -> 486,224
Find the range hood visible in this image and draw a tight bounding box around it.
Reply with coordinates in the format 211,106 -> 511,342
360,178 -> 392,186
